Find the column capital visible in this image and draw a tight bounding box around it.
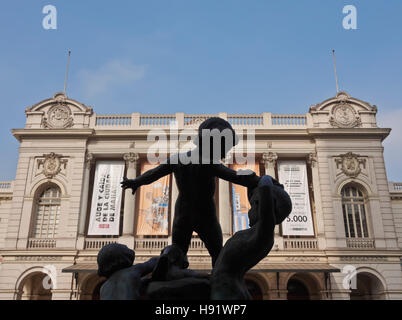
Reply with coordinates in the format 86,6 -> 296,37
261,152 -> 278,168
307,152 -> 317,168
85,153 -> 94,169
123,152 -> 139,167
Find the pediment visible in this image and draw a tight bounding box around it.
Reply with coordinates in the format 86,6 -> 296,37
310,92 -> 377,113
26,92 -> 93,114
25,93 -> 93,129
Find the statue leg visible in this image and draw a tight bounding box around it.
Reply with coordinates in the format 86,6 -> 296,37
171,215 -> 193,258
195,216 -> 223,268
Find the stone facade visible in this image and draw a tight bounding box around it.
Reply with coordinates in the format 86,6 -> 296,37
0,91 -> 401,300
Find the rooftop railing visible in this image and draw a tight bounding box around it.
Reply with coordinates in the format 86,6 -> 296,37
0,181 -> 13,192
389,182 -> 402,193
93,112 -> 310,130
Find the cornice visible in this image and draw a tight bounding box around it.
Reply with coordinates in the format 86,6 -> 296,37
307,128 -> 391,141
0,250 -> 78,257
10,127 -> 392,143
12,129 -> 95,142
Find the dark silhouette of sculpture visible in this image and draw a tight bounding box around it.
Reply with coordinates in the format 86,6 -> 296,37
97,119 -> 294,300
98,175 -> 291,300
210,175 -> 292,300
121,118 -> 260,267
97,243 -> 158,300
147,244 -> 211,300
152,244 -> 210,281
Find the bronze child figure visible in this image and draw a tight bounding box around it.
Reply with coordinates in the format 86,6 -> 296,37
121,118 -> 260,267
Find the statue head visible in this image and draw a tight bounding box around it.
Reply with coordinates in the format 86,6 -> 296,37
247,176 -> 292,226
194,117 -> 239,163
97,243 -> 135,278
160,244 -> 189,269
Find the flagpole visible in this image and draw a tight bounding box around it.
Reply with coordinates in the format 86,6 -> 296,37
332,50 -> 340,94
64,50 -> 71,94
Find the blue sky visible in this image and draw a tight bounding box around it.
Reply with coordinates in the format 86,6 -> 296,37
0,0 -> 401,181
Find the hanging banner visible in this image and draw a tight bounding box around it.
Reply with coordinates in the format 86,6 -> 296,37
278,160 -> 315,236
88,161 -> 125,236
230,162 -> 260,232
136,162 -> 170,236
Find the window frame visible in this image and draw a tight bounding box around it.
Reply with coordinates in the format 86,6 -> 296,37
31,185 -> 62,239
341,184 -> 370,239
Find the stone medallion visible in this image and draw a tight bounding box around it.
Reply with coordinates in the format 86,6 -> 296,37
43,153 -> 61,178
335,152 -> 366,178
330,103 -> 361,128
44,104 -> 74,129
40,153 -> 67,178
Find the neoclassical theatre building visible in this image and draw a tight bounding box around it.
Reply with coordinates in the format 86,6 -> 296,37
0,91 -> 401,300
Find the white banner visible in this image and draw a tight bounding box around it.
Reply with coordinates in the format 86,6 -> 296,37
278,160 -> 315,236
88,161 -> 125,236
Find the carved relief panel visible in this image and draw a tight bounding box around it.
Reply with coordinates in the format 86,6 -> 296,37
332,152 -> 371,185
34,153 -> 68,179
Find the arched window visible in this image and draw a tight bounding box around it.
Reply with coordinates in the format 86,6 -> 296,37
341,185 -> 369,238
32,186 -> 61,238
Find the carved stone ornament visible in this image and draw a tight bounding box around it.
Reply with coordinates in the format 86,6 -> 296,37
307,152 -> 317,168
85,153 -> 94,169
329,103 -> 361,128
38,153 -> 67,178
43,101 -> 74,129
261,152 -> 278,168
123,152 -> 139,164
335,152 -> 366,178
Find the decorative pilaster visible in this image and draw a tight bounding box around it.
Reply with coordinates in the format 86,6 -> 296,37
307,152 -> 325,244
261,152 -> 279,236
170,176 -> 179,223
219,158 -> 232,239
168,175 -> 179,245
307,152 -> 317,168
261,152 -> 278,178
78,153 -> 94,236
122,153 -> 139,237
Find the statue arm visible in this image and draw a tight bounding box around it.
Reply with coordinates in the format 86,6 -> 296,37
135,257 -> 160,277
122,161 -> 174,194
135,162 -> 174,186
213,164 -> 260,188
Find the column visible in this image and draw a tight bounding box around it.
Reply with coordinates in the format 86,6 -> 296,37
261,152 -> 281,241
122,153 -> 139,240
329,273 -> 351,300
169,175 -> 179,244
267,273 -> 288,300
78,153 -> 94,236
219,159 -> 232,241
307,152 -> 326,248
261,152 -> 278,178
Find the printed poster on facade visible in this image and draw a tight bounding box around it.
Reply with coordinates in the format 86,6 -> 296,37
136,162 -> 170,236
278,160 -> 315,236
88,161 -> 125,236
230,162 -> 260,232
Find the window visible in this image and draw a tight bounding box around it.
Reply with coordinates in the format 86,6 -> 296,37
32,186 -> 61,238
341,185 -> 369,238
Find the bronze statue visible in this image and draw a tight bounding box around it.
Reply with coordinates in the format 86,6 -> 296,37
121,118 -> 260,267
211,176 -> 292,300
97,119 -> 292,300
